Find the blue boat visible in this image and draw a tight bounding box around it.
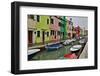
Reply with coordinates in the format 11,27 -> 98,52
45,43 -> 62,51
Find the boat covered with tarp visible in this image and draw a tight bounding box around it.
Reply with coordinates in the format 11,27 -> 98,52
45,43 -> 62,51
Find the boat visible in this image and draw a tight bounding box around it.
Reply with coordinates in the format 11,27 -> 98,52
63,39 -> 72,45
63,38 -> 76,45
28,49 -> 40,55
45,43 -> 62,51
70,45 -> 82,53
70,45 -> 82,50
63,39 -> 71,45
28,49 -> 40,60
64,53 -> 77,59
79,39 -> 86,44
72,45 -> 82,49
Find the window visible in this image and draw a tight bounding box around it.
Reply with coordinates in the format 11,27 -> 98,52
53,30 -> 55,35
34,15 -> 37,21
50,30 -> 55,35
51,30 -> 54,35
59,22 -> 61,26
37,15 -> 40,22
28,15 -> 34,20
47,32 -> 49,37
59,22 -> 63,26
63,32 -> 64,36
47,19 -> 49,24
58,31 -> 60,35
69,18 -> 73,25
34,31 -> 36,34
51,18 -> 54,24
37,31 -> 40,37
51,30 -> 52,35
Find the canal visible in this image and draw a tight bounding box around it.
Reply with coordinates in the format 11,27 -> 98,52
29,40 -> 81,60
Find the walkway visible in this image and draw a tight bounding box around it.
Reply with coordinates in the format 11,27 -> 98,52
79,42 -> 88,58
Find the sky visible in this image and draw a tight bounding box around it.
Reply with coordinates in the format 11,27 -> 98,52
67,16 -> 88,30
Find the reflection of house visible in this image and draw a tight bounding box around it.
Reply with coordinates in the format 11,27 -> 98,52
28,15 -> 36,45
49,16 -> 60,42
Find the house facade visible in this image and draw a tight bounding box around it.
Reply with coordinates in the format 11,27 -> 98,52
28,15 -> 84,46
49,16 -> 60,42
60,16 -> 67,40
75,26 -> 80,38
80,27 -> 88,36
28,15 -> 36,45
35,15 -> 50,44
67,18 -> 73,39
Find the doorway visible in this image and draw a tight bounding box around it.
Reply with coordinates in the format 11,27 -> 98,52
28,31 -> 33,44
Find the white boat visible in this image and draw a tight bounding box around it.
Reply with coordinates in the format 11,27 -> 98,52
70,48 -> 79,52
70,45 -> 82,52
63,38 -> 76,45
28,49 -> 40,55
79,39 -> 86,44
63,39 -> 72,45
73,45 -> 82,49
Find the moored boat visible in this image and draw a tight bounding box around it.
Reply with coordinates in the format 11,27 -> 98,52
45,43 -> 62,51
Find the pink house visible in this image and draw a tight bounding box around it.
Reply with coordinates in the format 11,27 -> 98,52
49,16 -> 60,42
75,26 -> 80,38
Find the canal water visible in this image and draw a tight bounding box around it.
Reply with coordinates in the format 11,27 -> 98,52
29,40 -> 80,60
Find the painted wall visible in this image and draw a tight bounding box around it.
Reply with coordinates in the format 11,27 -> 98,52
60,16 -> 67,40
35,15 -> 50,44
49,16 -> 60,41
28,17 -> 36,44
75,26 -> 80,38
67,18 -> 73,39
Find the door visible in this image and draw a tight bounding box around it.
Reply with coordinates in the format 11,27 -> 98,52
42,31 -> 45,44
54,31 -> 56,39
28,31 -> 33,44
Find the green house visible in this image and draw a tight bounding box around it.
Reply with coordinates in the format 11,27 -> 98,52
35,15 -> 50,44
60,16 -> 67,40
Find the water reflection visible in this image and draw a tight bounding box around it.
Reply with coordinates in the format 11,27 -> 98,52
31,45 -> 72,60
29,37 -> 88,60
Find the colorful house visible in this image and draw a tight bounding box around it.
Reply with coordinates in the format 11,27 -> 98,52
35,15 -> 50,44
49,16 -> 60,42
80,27 -> 84,36
80,27 -> 88,36
75,26 -> 80,38
28,15 -> 36,45
28,15 -> 73,45
67,18 -> 73,39
72,26 -> 76,38
60,16 -> 67,40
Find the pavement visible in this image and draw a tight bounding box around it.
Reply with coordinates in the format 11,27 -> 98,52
28,40 -> 65,50
79,42 -> 88,58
